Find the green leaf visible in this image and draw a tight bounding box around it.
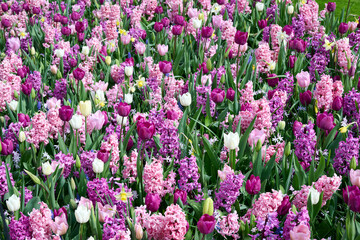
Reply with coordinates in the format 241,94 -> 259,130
24,196 -> 41,214
57,131 -> 68,154
238,116 -> 256,159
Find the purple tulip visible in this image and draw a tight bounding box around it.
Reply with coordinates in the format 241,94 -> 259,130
18,113 -> 30,127
289,38 -> 306,52
71,12 -> 81,21
172,25 -> 183,36
211,88 -> 225,103
99,0 -> 105,4
68,58 -> 77,68
102,111 -> 108,125
245,175 -> 261,195
201,26 -> 214,39
73,68 -> 85,81
77,33 -> 84,42
234,31 -> 248,45
299,90 -> 312,106
59,105 -> 73,122
277,196 -> 291,216
217,0 -> 225,4
21,82 -> 32,96
145,193 -> 161,212
267,74 -> 279,87
332,96 -> 343,111
32,7 -> 40,14
97,149 -> 109,163
61,26 -> 71,36
343,186 -> 360,213
22,3 -> 30,12
174,189 -> 187,204
316,112 -> 335,131
267,90 -> 276,100
155,6 -> 163,14
17,66 -> 29,78
1,139 -> 14,155
289,55 -> 297,68
1,3 -> 8,12
117,102 -> 131,117
283,25 -> 293,35
75,21 -> 85,33
54,207 -> 68,219
327,2 -> 336,12
293,120 -> 303,135
1,18 -> 11,28
61,16 -> 68,25
159,61 -> 172,74
197,214 -> 216,234
161,17 -> 170,27
166,110 -> 179,120
226,88 -> 235,101
339,22 -> 349,34
137,121 -> 156,140
199,62 -> 209,74
126,137 -> 134,151
258,19 -> 267,29
174,15 -> 186,26
154,22 -> 164,32
349,65 -> 355,77
53,13 -> 62,23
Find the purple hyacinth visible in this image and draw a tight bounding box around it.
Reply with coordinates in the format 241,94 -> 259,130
54,152 -> 75,179
293,122 -> 317,170
27,71 -> 42,91
102,217 -> 127,240
333,134 -> 359,175
80,151 -> 97,180
9,213 -> 32,240
291,15 -> 305,38
343,89 -> 360,131
277,72 -> 294,99
283,207 -> 310,240
349,30 -> 360,54
250,212 -> 281,239
53,78 -> 67,100
178,155 -> 203,201
270,95 -> 285,129
0,163 -> 15,197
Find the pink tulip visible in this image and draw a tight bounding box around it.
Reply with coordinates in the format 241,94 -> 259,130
46,97 -> 61,109
135,42 -> 146,55
88,110 -> 105,131
157,44 -> 168,56
217,164 -> 234,181
289,224 -> 311,240
248,129 -> 266,148
212,15 -> 222,29
121,34 -> 131,45
187,8 -> 199,18
350,169 -> 360,187
348,21 -> 357,32
296,71 -> 310,88
98,203 -> 116,223
79,197 -> 93,209
51,214 -> 68,236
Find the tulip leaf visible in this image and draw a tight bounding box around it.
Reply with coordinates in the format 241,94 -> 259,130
261,154 -> 276,180
23,196 -> 41,214
202,136 -> 220,180
323,122 -> 340,149
57,131 -> 68,154
238,116 -> 256,159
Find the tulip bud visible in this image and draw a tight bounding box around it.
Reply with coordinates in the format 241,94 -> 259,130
308,187 -> 320,205
206,58 -> 212,71
70,114 -> 83,130
51,65 -> 58,75
13,90 -> 18,99
92,158 -> 104,173
70,199 -> 77,210
75,205 -> 91,223
79,100 -> 91,117
6,194 -> 20,212
350,157 -> 357,170
42,162 -> 53,176
105,56 -> 111,66
220,74 -> 226,84
285,142 -> 291,157
76,155 -> 81,169
255,139 -> 262,152
145,193 -> 161,212
135,224 -> 143,240
278,121 -> 286,130
31,88 -> 36,99
18,131 -> 26,142
203,198 -> 214,216
30,47 -> 36,55
71,177 -> 76,190
245,175 -> 261,195
198,13 -> 204,20
24,170 -> 41,185
255,2 -> 264,12
179,93 -> 192,107
287,5 -> 294,14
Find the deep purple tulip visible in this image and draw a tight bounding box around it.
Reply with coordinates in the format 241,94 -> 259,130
299,90 -> 312,106
172,25 -> 183,35
21,82 -> 32,96
53,13 -> 62,23
159,61 -> 172,74
18,113 -> 30,127
154,22 -> 164,32
126,137 -> 134,151
245,175 -> 261,195
267,74 -> 279,87
174,189 -> 187,204
277,196 -> 291,216
226,88 -> 235,101
68,58 -> 77,68
293,120 -> 303,135
1,3 -> 8,12
199,62 -> 209,74
327,2 -> 336,12
77,32 -> 84,42
32,7 -> 40,14
289,55 -> 297,68
75,21 -> 85,33
117,102 -> 131,117
61,16 -> 68,25
61,26 -> 71,36
99,0 -> 105,4
155,6 -> 163,14
197,214 -> 216,234
283,25 -> 293,35
1,139 -> 14,155
349,65 -> 355,77
258,19 -> 267,29
161,17 -> 170,27
289,39 -> 306,52
316,112 -> 335,131
1,18 -> 11,28
71,11 -> 81,21
73,68 -> 85,81
22,3 -> 30,12
97,149 -> 109,163
174,15 -> 186,26
59,105 -> 73,122
343,186 -> 360,213
332,96 -> 343,111
201,26 -> 213,39
166,110 -> 179,120
145,193 -> 161,212
211,88 -> 225,103
339,22 -> 349,34
234,31 -> 248,45
217,0 -> 225,4
137,121 -> 156,140
17,66 -> 29,78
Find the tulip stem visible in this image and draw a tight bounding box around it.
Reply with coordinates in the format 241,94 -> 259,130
79,223 -> 84,240
230,149 -> 236,170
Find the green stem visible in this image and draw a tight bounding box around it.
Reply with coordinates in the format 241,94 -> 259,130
230,149 -> 236,170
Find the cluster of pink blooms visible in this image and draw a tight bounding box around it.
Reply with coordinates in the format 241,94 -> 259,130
122,149 -> 138,183
216,212 -> 240,239
25,112 -> 51,147
100,133 -> 120,174
313,74 -> 343,111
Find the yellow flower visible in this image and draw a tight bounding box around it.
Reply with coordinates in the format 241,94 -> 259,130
314,100 -> 318,113
116,20 -> 120,26
40,17 -> 45,23
116,187 -> 133,202
119,29 -> 127,35
136,77 -> 146,88
323,39 -> 335,51
339,126 -> 348,133
131,37 -> 135,43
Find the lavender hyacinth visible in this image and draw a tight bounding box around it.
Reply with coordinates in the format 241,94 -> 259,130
294,122 -> 317,170
27,71 -> 42,91
348,30 -> 360,52
53,78 -> 67,100
333,134 -> 359,175
343,89 -> 360,131
266,4 -> 279,23
214,173 -> 245,212
270,95 -> 285,129
291,15 -> 305,38
283,207 -> 310,240
80,151 -> 97,180
54,152 -> 75,179
103,217 -> 127,240
178,155 -> 203,201
277,72 -> 294,99
249,212 -> 281,240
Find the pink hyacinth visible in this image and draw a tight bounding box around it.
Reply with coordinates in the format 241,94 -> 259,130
100,133 -> 120,174
122,149 -> 138,183
336,38 -> 354,73
299,0 -> 320,34
255,41 -> 273,73
29,202 -> 52,240
314,174 -> 342,206
313,74 -> 334,111
217,213 -> 240,239
26,112 -> 51,148
293,185 -> 311,209
252,98 -> 272,136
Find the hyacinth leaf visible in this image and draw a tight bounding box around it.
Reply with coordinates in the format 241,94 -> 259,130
57,131 -> 68,154
23,196 -> 41,214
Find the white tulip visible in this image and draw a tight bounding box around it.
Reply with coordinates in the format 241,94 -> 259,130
75,205 -> 91,223
180,92 -> 192,107
124,66 -> 134,77
308,187 -> 320,205
193,18 -> 202,29
256,2 -> 264,12
223,132 -> 240,150
9,100 -> 18,111
18,131 -> 26,142
79,100 -> 92,117
30,47 -> 36,55
69,114 -> 83,130
87,237 -> 95,240
124,93 -> 133,104
42,162 -> 54,176
82,46 -> 90,56
6,194 -> 20,212
287,5 -> 294,14
92,158 -> 104,174
116,115 -> 128,126
55,49 -> 65,58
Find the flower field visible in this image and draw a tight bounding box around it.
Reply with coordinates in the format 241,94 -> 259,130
0,0 -> 359,239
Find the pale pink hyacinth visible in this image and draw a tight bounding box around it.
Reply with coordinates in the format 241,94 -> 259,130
217,212 -> 240,239
105,20 -> 118,40
157,44 -> 168,56
100,133 -> 120,174
289,224 -> 311,240
29,202 -> 52,240
270,24 -> 282,52
332,80 -> 344,98
109,229 -> 131,240
47,108 -> 64,139
252,98 -> 272,136
348,22 -> 358,32
240,81 -> 254,105
296,71 -> 311,88
255,41 -> 273,73
336,38 -> 353,72
122,149 -> 138,183
51,213 -> 68,236
8,37 -> 20,52
26,112 -> 51,148
293,185 -> 311,209
299,0 -> 320,34
264,141 -> 285,163
313,74 -> 333,111
0,82 -> 13,111
212,15 -> 223,29
350,169 -> 360,187
106,84 -> 123,106
314,174 -> 342,206
218,164 -> 235,181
